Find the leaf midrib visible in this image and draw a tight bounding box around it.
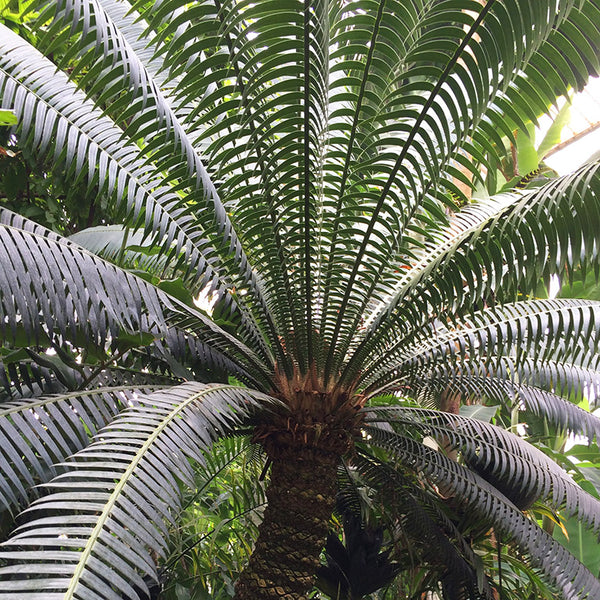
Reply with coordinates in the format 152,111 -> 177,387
64,385 -> 233,599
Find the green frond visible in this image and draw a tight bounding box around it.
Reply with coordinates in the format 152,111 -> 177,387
470,0 -> 600,171
341,194 -> 518,382
352,452 -> 494,600
0,28 -> 219,292
36,0 -> 241,241
97,0 -> 177,91
160,326 -> 262,387
318,0 -> 596,374
0,214 -> 272,386
0,387 -> 156,517
150,0 -> 332,366
365,425 -> 600,600
511,357 -> 600,403
66,224 -> 269,384
362,299 -> 600,394
341,157 -> 600,386
385,360 -> 600,442
0,383 -> 278,598
0,24 -> 280,362
366,408 -> 600,533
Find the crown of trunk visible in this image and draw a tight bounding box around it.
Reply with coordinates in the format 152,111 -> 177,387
255,363 -> 364,459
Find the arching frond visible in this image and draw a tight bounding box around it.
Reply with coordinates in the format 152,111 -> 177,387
0,387 -> 156,517
0,216 -> 272,386
385,360 -> 600,442
0,383 -> 279,599
363,299 -> 600,394
0,27 -> 217,291
345,160 -> 600,384
341,194 -> 521,381
0,25 -> 281,364
318,0 -> 599,377
352,452 -> 494,600
365,426 -> 600,600
365,408 -> 600,532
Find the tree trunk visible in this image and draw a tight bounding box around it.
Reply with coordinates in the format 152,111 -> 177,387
233,446 -> 339,600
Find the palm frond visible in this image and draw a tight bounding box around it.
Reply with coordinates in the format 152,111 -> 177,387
0,387 -> 154,517
341,194 -> 519,382
321,1 -> 496,374
70,227 -> 275,373
124,0 -> 330,367
346,160 -> 600,383
0,27 -> 218,292
0,25 -> 280,361
319,0 -> 595,376
511,357 -> 600,404
353,451 -> 494,600
0,355 -> 62,400
366,408 -> 600,532
386,361 -> 600,442
37,0 -> 265,312
97,0 -> 177,91
365,426 -> 600,600
362,299 -> 600,394
0,383 -> 279,598
36,0 -> 248,249
64,225 -> 268,386
470,0 -> 600,172
159,326 -> 261,387
0,216 -> 272,385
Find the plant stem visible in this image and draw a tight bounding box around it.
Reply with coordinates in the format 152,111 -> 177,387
233,447 -> 339,599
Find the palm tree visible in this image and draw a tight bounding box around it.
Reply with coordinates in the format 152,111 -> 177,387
1,0 -> 600,598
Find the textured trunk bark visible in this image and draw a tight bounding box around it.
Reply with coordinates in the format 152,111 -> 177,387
233,446 -> 339,600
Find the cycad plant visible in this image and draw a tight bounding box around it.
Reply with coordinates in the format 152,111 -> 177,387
2,1 -> 600,599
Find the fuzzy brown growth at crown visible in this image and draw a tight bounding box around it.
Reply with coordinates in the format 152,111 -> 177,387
254,363 -> 365,459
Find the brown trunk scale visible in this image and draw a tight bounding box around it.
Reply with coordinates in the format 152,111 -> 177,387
233,446 -> 339,599
233,369 -> 363,599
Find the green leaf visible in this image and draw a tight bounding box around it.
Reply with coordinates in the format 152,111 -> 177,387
113,329 -> 157,352
537,100 -> 572,159
554,516 -> 600,576
517,123 -> 539,175
158,277 -> 195,308
558,272 -> 600,301
0,347 -> 28,364
0,109 -> 17,125
24,349 -> 80,388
